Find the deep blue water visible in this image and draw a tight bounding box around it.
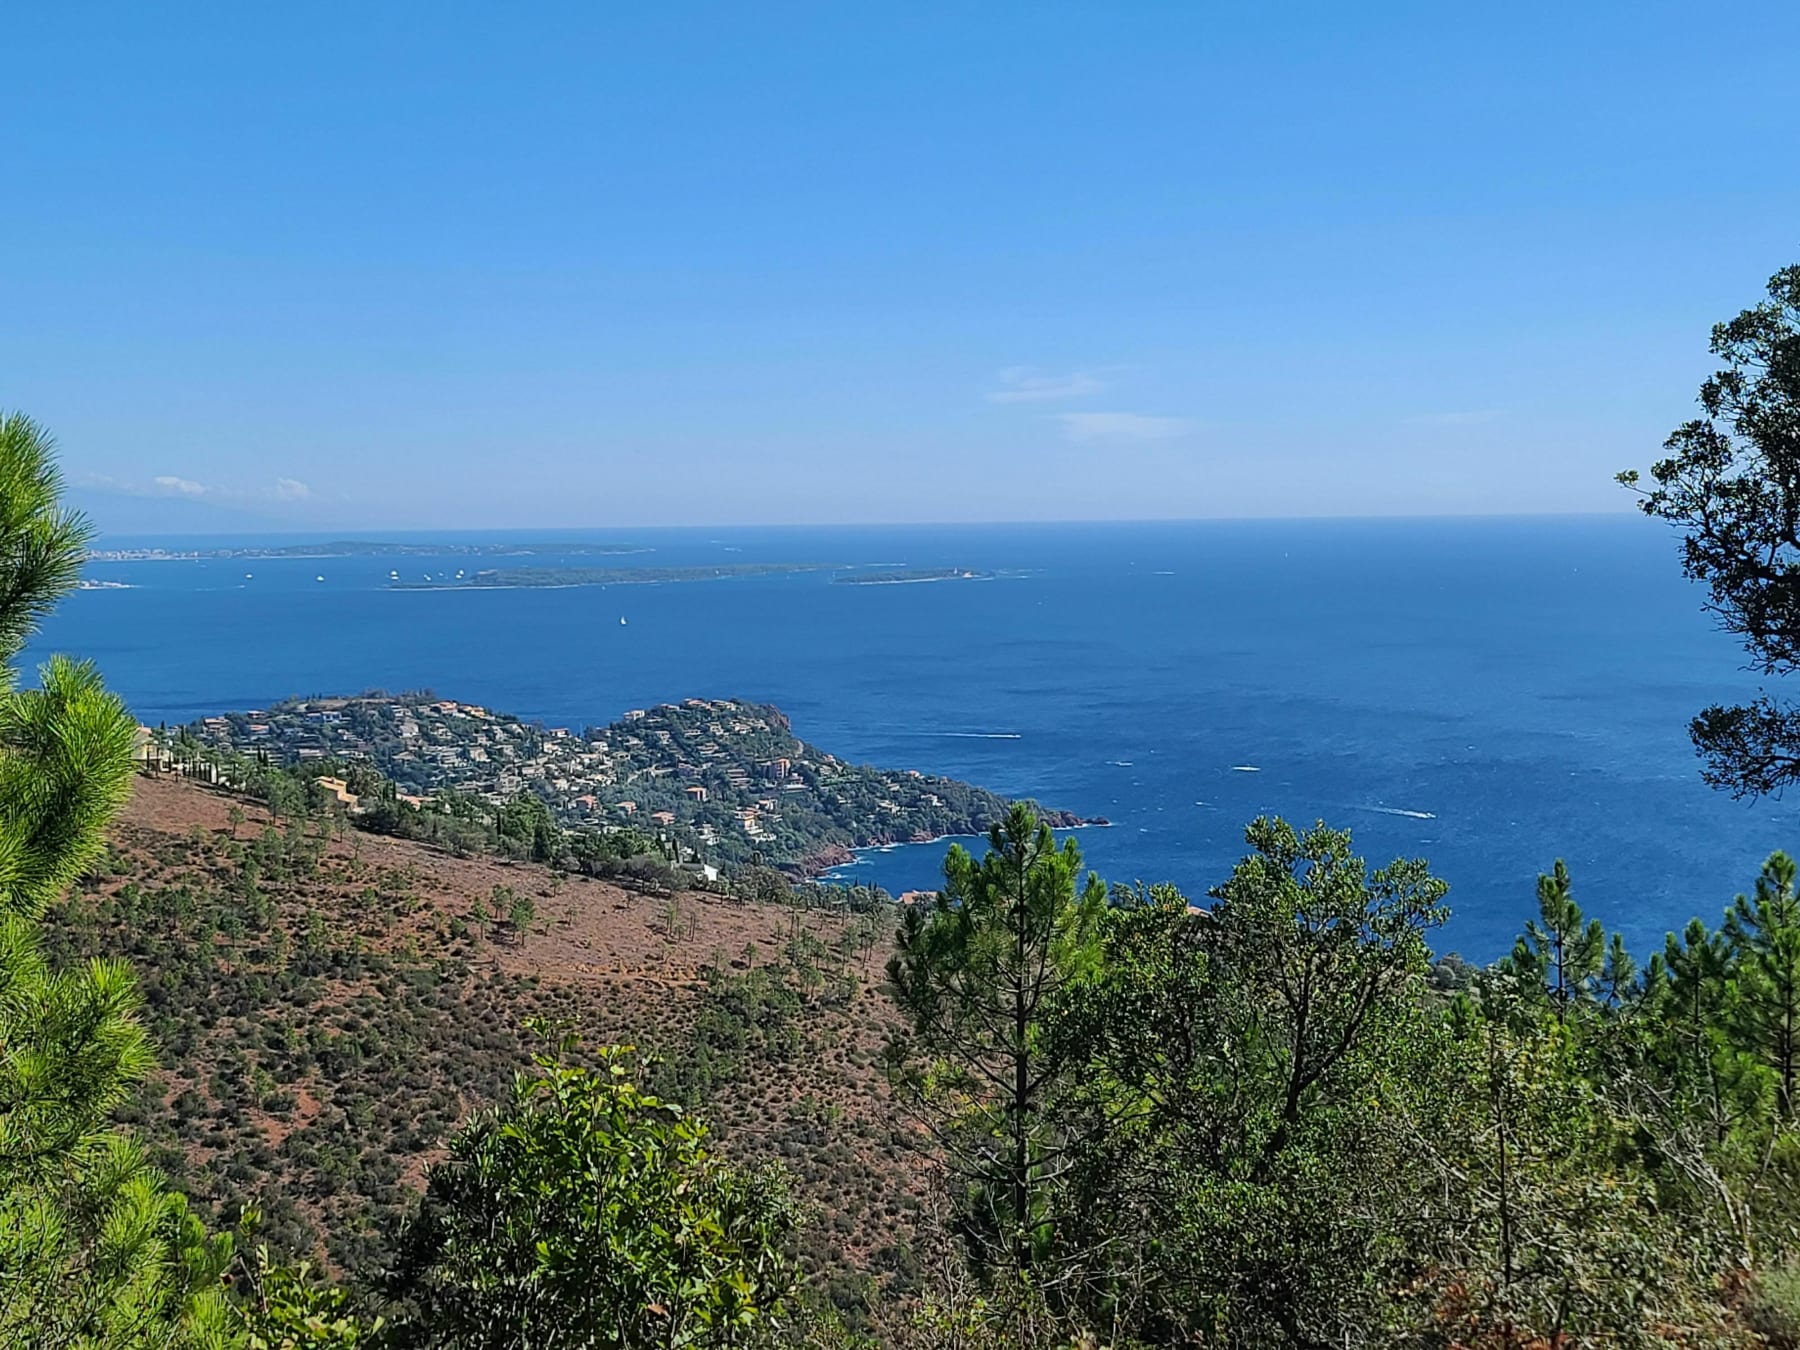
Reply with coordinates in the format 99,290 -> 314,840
26,517 -> 1797,962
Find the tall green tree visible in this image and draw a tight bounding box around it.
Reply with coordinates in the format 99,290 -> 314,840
1725,850 -> 1800,1119
493,791 -> 561,864
887,804 -> 1107,1278
1641,916 -> 1758,1144
1622,264 -> 1800,797
1011,821 -> 1459,1345
1501,859 -> 1619,1024
1203,817 -> 1451,1172
1176,820 -> 1450,1346
0,411 -> 234,1345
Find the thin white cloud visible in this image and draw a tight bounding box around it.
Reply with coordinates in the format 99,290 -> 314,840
77,471 -> 318,507
986,366 -> 1105,404
1057,412 -> 1191,444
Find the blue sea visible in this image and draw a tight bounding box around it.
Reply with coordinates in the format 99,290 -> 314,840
27,516 -> 1796,962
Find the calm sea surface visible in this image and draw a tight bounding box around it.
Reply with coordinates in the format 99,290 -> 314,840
27,516 -> 1797,962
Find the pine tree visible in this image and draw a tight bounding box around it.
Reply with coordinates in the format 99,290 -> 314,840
1643,917 -> 1752,1141
0,411 -> 234,1345
1725,850 -> 1800,1117
1504,860 -> 1605,1024
887,804 -> 1107,1276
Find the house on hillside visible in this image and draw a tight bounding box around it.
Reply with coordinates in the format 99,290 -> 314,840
132,726 -> 175,773
315,776 -> 360,809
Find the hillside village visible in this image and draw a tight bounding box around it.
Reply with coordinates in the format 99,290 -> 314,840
171,693 -> 1086,872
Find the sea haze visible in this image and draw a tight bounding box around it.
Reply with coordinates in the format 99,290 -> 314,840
29,516 -> 1793,963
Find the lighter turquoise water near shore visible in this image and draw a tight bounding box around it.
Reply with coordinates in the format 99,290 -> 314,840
29,516 -> 1795,961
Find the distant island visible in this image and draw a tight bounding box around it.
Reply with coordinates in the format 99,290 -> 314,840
834,567 -> 994,585
171,694 -> 1096,873
391,563 -> 838,590
87,540 -> 646,563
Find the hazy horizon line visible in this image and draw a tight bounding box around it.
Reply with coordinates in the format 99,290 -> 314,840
88,505 -> 1652,542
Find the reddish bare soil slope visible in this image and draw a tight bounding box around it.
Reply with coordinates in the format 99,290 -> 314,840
44,775 -> 924,1303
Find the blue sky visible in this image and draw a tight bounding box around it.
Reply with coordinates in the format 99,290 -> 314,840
5,2 -> 1798,530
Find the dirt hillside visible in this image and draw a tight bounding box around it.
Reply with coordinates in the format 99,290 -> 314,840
46,774 -> 924,1307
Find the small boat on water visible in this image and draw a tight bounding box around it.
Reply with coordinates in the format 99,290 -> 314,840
620,616 -> 627,625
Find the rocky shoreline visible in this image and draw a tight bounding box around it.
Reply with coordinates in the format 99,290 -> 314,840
795,808 -> 1109,880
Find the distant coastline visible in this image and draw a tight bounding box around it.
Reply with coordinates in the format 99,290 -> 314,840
391,563 -> 839,590
833,567 -> 994,586
87,540 -> 647,563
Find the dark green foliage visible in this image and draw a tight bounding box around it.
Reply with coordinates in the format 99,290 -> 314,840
738,864 -> 793,908
656,962 -> 805,1107
385,1042 -> 797,1349
1724,851 -> 1800,1118
184,752 -> 687,890
1623,264 -> 1800,797
883,813 -> 1800,1346
1053,820 -> 1455,1345
496,794 -> 560,864
1427,997 -> 1718,1345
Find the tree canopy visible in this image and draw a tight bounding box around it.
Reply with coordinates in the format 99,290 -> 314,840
1623,264 -> 1800,797
384,1041 -> 797,1350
